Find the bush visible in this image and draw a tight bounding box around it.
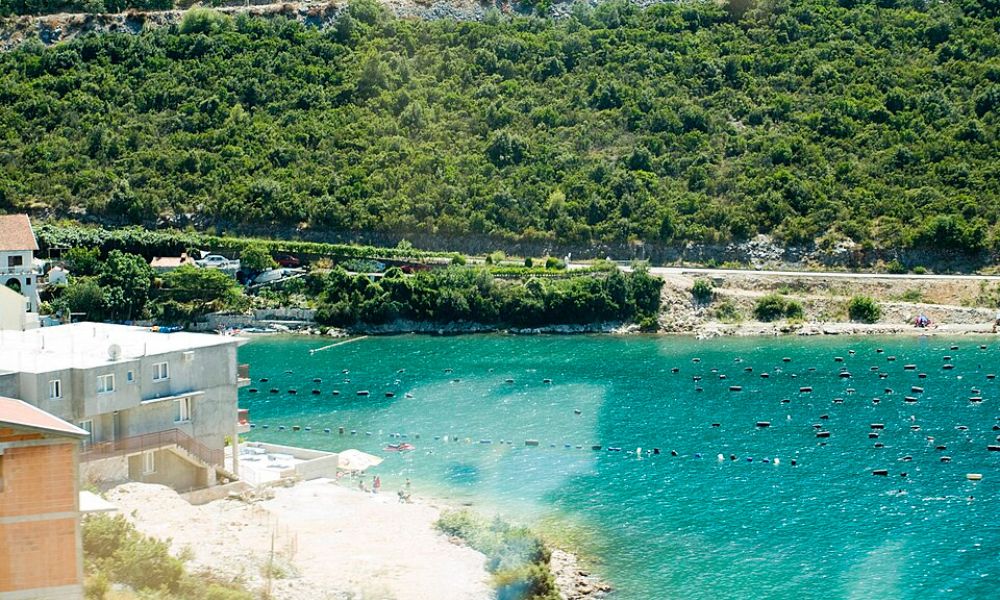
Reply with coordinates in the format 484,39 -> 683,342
493,563 -> 560,600
179,8 -> 232,34
753,294 -> 802,322
912,265 -> 928,275
713,299 -> 742,322
691,278 -> 714,304
886,259 -> 907,274
847,295 -> 881,323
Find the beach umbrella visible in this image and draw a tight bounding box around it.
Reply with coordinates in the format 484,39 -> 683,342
338,449 -> 383,472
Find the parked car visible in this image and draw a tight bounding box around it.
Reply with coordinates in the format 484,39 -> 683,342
275,254 -> 301,268
195,254 -> 241,270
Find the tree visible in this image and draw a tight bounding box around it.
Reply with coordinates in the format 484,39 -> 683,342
64,247 -> 101,277
98,251 -> 155,321
160,264 -> 242,318
240,243 -> 276,273
55,277 -> 106,322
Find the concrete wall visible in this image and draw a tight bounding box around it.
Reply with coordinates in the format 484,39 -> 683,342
79,456 -> 127,486
126,448 -> 209,493
181,480 -> 252,506
0,431 -> 82,600
293,453 -> 341,481
0,287 -> 29,331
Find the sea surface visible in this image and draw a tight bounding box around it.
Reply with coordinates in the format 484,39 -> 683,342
238,334 -> 999,599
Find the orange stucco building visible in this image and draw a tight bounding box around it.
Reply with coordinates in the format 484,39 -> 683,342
0,396 -> 88,600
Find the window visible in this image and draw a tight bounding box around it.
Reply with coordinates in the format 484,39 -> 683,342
143,451 -> 155,475
173,397 -> 192,423
25,277 -> 31,285
153,362 -> 169,382
79,420 -> 93,449
96,374 -> 114,394
7,255 -> 22,268
48,379 -> 62,400
127,371 -> 135,384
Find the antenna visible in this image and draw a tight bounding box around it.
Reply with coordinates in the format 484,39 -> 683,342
108,344 -> 122,361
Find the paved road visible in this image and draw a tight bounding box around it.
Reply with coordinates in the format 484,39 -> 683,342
571,263 -> 1000,282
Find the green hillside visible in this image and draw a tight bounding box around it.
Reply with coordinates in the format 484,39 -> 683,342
1,0 -> 999,252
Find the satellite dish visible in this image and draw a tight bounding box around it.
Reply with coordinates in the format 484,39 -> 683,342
108,344 -> 122,361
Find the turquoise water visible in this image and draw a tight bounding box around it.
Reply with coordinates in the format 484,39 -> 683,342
238,335 -> 999,599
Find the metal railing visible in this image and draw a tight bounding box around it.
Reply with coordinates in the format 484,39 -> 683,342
79,428 -> 224,467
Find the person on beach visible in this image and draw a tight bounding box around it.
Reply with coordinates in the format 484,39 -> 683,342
373,475 -> 381,494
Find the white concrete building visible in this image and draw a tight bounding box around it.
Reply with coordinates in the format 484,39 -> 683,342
0,323 -> 250,491
0,214 -> 41,313
0,285 -> 39,331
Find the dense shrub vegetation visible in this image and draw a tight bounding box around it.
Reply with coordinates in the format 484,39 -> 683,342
307,264 -> 663,329
436,509 -> 559,600
847,294 -> 881,322
2,0 -> 999,252
753,293 -> 804,321
1,0 -> 174,16
82,513 -> 253,600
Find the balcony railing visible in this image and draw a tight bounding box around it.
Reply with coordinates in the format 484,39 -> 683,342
79,428 -> 224,467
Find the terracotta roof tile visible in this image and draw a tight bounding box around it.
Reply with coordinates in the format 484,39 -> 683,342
0,214 -> 39,252
0,396 -> 88,438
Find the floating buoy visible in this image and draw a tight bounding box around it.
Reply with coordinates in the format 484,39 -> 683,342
670,450 -> 678,457
833,398 -> 844,404
835,357 -> 844,362
719,374 -> 727,380
278,426 -> 286,431
943,364 -> 954,370
869,433 -> 879,439
940,456 -> 951,463
967,473 -> 983,481
311,389 -> 321,395
874,443 -> 884,448
543,379 -> 552,384
259,378 -> 269,383
505,378 -> 514,383
820,414 -> 829,420
270,388 -> 279,394
671,368 -> 679,373
693,376 -> 702,381
591,445 -> 602,451
261,424 -> 269,429
774,458 -> 780,465
385,392 -> 395,398
288,389 -> 297,395
249,388 -> 258,393
653,448 -> 660,454
324,428 -> 331,433
338,427 -> 345,434
313,378 -> 322,383
332,390 -> 340,396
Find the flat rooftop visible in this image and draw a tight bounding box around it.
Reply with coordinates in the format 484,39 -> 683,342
0,322 -> 246,374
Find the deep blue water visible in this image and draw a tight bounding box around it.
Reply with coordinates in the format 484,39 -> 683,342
238,335 -> 999,599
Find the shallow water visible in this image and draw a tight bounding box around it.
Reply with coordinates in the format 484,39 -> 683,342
238,335 -> 999,599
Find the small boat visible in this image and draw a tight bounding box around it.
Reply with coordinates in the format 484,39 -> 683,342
384,443 -> 415,452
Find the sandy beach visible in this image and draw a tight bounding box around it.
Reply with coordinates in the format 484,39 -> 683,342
105,479 -> 493,600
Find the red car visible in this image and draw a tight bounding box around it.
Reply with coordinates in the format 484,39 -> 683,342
275,254 -> 301,268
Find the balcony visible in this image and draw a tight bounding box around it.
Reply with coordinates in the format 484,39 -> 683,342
237,363 -> 251,388
237,408 -> 251,434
